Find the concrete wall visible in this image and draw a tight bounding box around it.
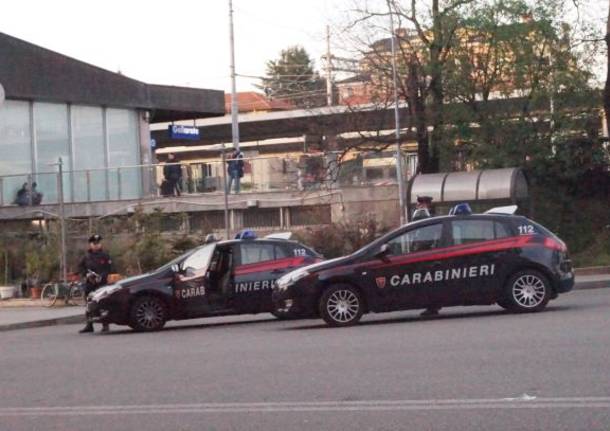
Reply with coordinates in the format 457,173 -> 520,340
0,184 -> 403,231
334,185 -> 401,228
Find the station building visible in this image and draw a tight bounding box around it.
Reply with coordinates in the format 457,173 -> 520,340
0,31 -> 224,206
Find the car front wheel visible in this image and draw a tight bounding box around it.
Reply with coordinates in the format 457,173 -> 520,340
319,284 -> 364,327
502,270 -> 551,313
129,296 -> 167,331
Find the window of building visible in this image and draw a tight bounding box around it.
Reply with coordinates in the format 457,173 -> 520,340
107,109 -> 140,199
34,102 -> 70,203
72,105 -> 106,202
0,100 -> 32,205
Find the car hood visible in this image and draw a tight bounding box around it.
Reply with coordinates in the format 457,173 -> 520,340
117,272 -> 159,288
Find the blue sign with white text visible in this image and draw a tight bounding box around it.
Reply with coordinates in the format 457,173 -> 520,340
169,125 -> 200,140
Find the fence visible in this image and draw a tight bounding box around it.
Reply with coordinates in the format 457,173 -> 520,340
0,153 -> 416,208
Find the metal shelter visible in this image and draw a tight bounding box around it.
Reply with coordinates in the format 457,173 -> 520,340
406,168 -> 529,219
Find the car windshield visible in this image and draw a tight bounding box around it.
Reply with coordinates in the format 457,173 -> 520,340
181,244 -> 216,273
154,245 -> 209,273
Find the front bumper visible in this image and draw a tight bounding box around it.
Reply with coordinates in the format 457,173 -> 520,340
86,294 -> 130,325
555,271 -> 575,293
86,300 -> 110,323
272,286 -> 318,317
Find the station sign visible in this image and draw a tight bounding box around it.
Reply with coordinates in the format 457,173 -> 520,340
169,124 -> 200,140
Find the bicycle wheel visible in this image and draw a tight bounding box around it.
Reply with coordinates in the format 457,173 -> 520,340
69,283 -> 86,306
40,283 -> 59,307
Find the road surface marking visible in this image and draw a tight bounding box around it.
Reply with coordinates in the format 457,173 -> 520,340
1,397 -> 610,417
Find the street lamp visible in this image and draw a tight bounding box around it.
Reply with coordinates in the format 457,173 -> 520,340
387,1 -> 407,225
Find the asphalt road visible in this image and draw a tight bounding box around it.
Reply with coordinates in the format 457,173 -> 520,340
1,289 -> 610,431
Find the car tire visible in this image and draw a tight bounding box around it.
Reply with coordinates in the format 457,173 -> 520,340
319,284 -> 364,327
129,296 -> 167,332
502,269 -> 551,313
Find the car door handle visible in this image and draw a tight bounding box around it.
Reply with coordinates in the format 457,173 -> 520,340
271,269 -> 286,274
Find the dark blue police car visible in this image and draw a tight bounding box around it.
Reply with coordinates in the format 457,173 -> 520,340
86,233 -> 321,331
272,207 -> 574,327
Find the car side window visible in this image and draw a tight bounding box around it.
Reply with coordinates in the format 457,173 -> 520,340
494,221 -> 511,239
275,245 -> 290,259
451,219 -> 510,245
240,243 -> 275,265
385,223 -> 443,256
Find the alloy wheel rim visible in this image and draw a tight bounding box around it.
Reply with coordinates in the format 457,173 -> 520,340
512,274 -> 546,308
135,300 -> 164,329
327,289 -> 360,323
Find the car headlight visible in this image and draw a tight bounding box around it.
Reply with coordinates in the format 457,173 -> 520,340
90,284 -> 122,302
276,270 -> 310,291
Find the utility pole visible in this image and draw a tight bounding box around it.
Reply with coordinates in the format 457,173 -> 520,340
56,158 -> 67,283
228,0 -> 240,152
223,0 -> 239,239
325,25 -> 333,106
387,1 -> 407,225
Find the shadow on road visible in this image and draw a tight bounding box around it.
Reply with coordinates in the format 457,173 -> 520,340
100,316 -> 280,336
282,304 -> 575,331
93,303 -> 585,335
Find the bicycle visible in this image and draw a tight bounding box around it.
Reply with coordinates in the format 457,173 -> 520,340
40,270 -> 99,307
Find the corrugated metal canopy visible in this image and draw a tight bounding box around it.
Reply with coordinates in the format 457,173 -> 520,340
408,168 -> 527,204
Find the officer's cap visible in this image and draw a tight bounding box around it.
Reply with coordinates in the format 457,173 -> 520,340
88,234 -> 103,243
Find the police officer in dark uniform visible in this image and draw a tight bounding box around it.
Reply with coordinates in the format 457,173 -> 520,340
78,234 -> 113,333
411,196 -> 441,317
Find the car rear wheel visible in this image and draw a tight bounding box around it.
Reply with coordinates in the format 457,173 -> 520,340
502,270 -> 551,313
129,296 -> 167,332
319,284 -> 364,327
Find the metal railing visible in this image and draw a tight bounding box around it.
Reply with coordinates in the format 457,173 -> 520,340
0,154 -> 414,208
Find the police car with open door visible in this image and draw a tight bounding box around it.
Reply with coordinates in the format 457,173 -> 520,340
272,205 -> 574,327
86,232 -> 321,331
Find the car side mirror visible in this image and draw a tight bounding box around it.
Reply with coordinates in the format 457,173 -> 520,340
375,244 -> 391,262
171,264 -> 180,274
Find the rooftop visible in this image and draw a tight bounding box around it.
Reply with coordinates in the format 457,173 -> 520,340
224,92 -> 295,113
0,32 -> 225,122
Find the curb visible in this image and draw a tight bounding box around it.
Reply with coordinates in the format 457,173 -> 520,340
0,314 -> 85,332
574,266 -> 610,276
574,280 -> 610,290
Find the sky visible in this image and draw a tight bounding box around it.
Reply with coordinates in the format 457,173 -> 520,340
0,0 -> 346,93
1,0 -> 607,94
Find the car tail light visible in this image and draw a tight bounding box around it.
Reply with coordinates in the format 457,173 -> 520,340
544,237 -> 567,252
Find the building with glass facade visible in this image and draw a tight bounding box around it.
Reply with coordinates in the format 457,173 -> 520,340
0,32 -> 224,206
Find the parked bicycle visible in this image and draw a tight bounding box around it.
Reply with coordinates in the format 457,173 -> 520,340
40,270 -> 100,307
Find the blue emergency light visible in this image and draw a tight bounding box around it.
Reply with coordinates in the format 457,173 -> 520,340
449,203 -> 473,216
235,229 -> 257,240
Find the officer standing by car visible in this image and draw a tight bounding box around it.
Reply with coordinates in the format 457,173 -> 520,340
411,196 -> 441,317
78,234 -> 113,333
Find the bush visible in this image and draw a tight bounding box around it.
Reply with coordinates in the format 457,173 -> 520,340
294,215 -> 389,258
